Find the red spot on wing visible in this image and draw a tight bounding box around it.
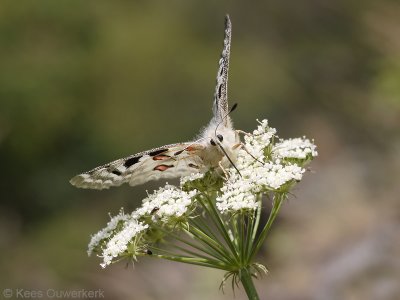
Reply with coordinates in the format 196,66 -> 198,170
186,145 -> 202,152
153,164 -> 174,171
153,155 -> 171,161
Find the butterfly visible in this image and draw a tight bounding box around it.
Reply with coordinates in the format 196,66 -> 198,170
70,15 -> 241,190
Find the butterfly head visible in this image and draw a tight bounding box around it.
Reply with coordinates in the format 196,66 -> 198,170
205,125 -> 241,176
209,134 -> 223,147
208,126 -> 237,149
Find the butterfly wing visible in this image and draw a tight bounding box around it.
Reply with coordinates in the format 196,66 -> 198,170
213,15 -> 232,125
70,142 -> 206,190
71,16 -> 235,190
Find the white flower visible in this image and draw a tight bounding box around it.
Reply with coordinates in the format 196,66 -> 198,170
180,172 -> 205,186
216,119 -> 309,214
216,175 -> 259,213
243,119 -> 276,159
273,137 -> 318,160
100,219 -> 148,268
87,209 -> 129,256
217,161 -> 304,213
134,184 -> 197,222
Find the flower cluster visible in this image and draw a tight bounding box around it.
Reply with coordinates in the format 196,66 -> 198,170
242,119 -> 276,159
134,184 -> 198,223
273,137 -> 318,160
100,218 -> 148,268
87,209 -> 129,256
88,186 -> 198,267
87,119 -> 317,268
216,120 -> 317,214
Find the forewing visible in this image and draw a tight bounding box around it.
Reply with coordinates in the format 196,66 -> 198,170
70,143 -> 206,190
213,15 -> 232,124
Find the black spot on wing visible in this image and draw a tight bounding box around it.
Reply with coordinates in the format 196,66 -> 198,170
112,170 -> 122,176
174,149 -> 184,156
124,156 -> 141,168
218,84 -> 223,99
149,149 -> 167,156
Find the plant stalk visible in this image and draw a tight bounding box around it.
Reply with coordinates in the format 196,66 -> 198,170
240,267 -> 259,300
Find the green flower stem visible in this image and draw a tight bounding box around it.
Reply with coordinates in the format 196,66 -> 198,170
202,194 -> 240,262
246,196 -> 262,263
249,194 -> 284,261
191,216 -> 219,242
191,217 -> 236,262
240,267 -> 260,300
170,243 -> 227,264
188,221 -> 228,253
186,225 -> 235,264
183,230 -> 231,264
196,195 -> 229,242
150,245 -> 226,268
244,213 -> 253,259
165,229 -> 223,261
239,214 -> 246,264
231,214 -> 239,249
155,254 -> 232,271
152,225 -> 223,262
251,196 -> 263,243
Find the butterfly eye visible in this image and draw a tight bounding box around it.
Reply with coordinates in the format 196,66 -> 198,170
210,139 -> 216,146
217,134 -> 223,142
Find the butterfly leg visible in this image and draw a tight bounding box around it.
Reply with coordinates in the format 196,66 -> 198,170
218,160 -> 229,180
236,129 -> 251,136
232,143 -> 241,150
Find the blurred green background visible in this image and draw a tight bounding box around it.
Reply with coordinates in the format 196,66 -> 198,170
1,1 -> 399,299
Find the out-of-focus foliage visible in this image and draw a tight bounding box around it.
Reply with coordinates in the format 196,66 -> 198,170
0,1 -> 399,299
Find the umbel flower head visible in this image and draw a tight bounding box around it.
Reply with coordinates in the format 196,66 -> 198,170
88,186 -> 198,268
87,119 -> 317,294
216,120 -> 316,213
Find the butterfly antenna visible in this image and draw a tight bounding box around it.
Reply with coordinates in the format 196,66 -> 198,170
216,141 -> 242,177
214,103 -> 238,137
